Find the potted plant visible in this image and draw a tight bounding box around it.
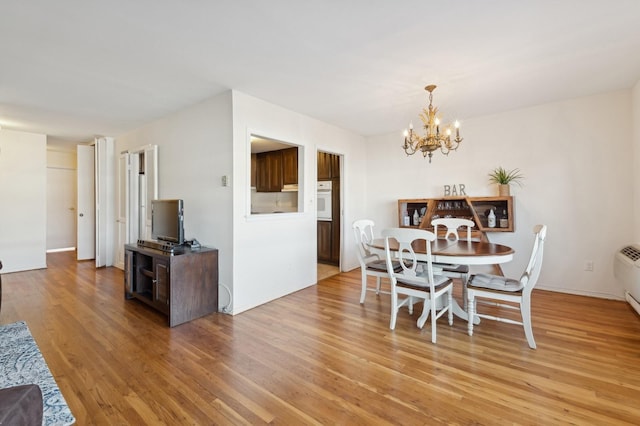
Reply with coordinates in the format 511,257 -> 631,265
488,167 -> 523,196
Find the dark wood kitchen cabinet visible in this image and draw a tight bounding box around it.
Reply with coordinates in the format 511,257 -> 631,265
254,147 -> 298,191
317,152 -> 332,180
317,151 -> 340,180
124,244 -> 218,327
282,147 -> 298,185
317,221 -> 333,263
256,151 -> 283,192
330,153 -> 340,178
251,153 -> 257,187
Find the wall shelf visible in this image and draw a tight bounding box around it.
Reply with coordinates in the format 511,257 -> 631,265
398,196 -> 514,235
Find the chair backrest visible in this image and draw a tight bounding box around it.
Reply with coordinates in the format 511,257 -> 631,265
431,217 -> 475,241
381,227 -> 438,288
352,219 -> 376,266
520,224 -> 547,294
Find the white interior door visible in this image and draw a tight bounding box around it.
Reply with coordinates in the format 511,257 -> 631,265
129,153 -> 140,241
116,150 -> 142,270
47,167 -> 77,250
142,145 -> 158,239
116,152 -> 130,269
95,137 -> 115,268
139,171 -> 148,239
77,144 -> 95,260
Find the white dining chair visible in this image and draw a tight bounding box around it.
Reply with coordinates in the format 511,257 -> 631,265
432,217 -> 475,242
466,224 -> 547,349
431,217 -> 475,286
382,227 -> 453,343
352,219 -> 399,304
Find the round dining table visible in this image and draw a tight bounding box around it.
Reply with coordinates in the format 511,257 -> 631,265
367,237 -> 514,322
369,238 -> 514,265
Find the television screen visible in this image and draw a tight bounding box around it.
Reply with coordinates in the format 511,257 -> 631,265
151,199 -> 184,244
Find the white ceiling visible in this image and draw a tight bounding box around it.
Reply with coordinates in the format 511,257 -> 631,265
2,1 -> 640,147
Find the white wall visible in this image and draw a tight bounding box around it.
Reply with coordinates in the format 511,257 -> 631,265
231,91 -> 368,314
366,90 -> 633,299
0,129 -> 47,272
632,80 -> 640,240
115,92 -> 234,310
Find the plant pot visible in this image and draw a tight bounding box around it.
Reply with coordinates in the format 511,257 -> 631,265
498,184 -> 510,196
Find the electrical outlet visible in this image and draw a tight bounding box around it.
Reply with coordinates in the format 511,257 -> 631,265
221,175 -> 229,187
584,260 -> 594,272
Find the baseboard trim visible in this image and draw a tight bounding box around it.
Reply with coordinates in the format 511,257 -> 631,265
536,285 -> 624,301
46,247 -> 75,253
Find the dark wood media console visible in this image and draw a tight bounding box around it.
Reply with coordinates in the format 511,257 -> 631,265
124,244 -> 218,327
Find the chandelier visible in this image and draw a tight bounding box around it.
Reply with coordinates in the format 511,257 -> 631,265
402,85 -> 463,162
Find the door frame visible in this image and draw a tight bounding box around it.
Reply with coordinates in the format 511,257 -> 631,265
115,144 -> 158,270
316,149 -> 344,271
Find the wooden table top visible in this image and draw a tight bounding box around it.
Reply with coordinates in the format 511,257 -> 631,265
369,238 -> 514,265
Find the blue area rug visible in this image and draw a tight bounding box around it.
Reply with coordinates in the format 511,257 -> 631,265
0,321 -> 75,425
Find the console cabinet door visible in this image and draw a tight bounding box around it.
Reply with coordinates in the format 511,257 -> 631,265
124,249 -> 134,298
153,258 -> 169,312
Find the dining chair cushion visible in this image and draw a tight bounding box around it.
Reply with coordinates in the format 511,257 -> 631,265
397,273 -> 451,290
367,259 -> 403,272
433,262 -> 469,274
468,273 -> 524,292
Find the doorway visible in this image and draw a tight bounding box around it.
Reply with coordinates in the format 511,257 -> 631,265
115,145 -> 158,270
76,144 -> 95,260
77,137 -> 116,267
46,153 -> 77,252
317,150 -> 341,280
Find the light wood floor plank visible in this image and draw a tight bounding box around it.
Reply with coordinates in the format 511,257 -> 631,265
1,251 -> 640,425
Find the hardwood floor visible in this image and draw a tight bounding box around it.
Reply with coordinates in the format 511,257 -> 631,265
2,251 -> 640,425
317,262 -> 340,281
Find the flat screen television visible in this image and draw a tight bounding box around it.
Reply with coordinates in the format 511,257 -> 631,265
151,199 -> 184,245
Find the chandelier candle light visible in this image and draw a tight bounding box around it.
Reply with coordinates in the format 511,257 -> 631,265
402,85 -> 463,162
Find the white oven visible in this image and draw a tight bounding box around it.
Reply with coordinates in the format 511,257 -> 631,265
317,181 -> 332,221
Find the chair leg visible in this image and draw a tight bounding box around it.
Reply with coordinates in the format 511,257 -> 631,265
521,298 -> 537,349
467,293 -> 475,337
390,292 -> 398,330
462,274 -> 468,310
359,270 -> 368,304
431,297 -> 437,344
375,276 -> 381,294
447,288 -> 453,326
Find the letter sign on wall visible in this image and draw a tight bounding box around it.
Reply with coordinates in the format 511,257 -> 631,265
443,184 -> 466,196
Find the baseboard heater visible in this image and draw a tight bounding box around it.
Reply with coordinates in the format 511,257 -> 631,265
614,245 -> 640,316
